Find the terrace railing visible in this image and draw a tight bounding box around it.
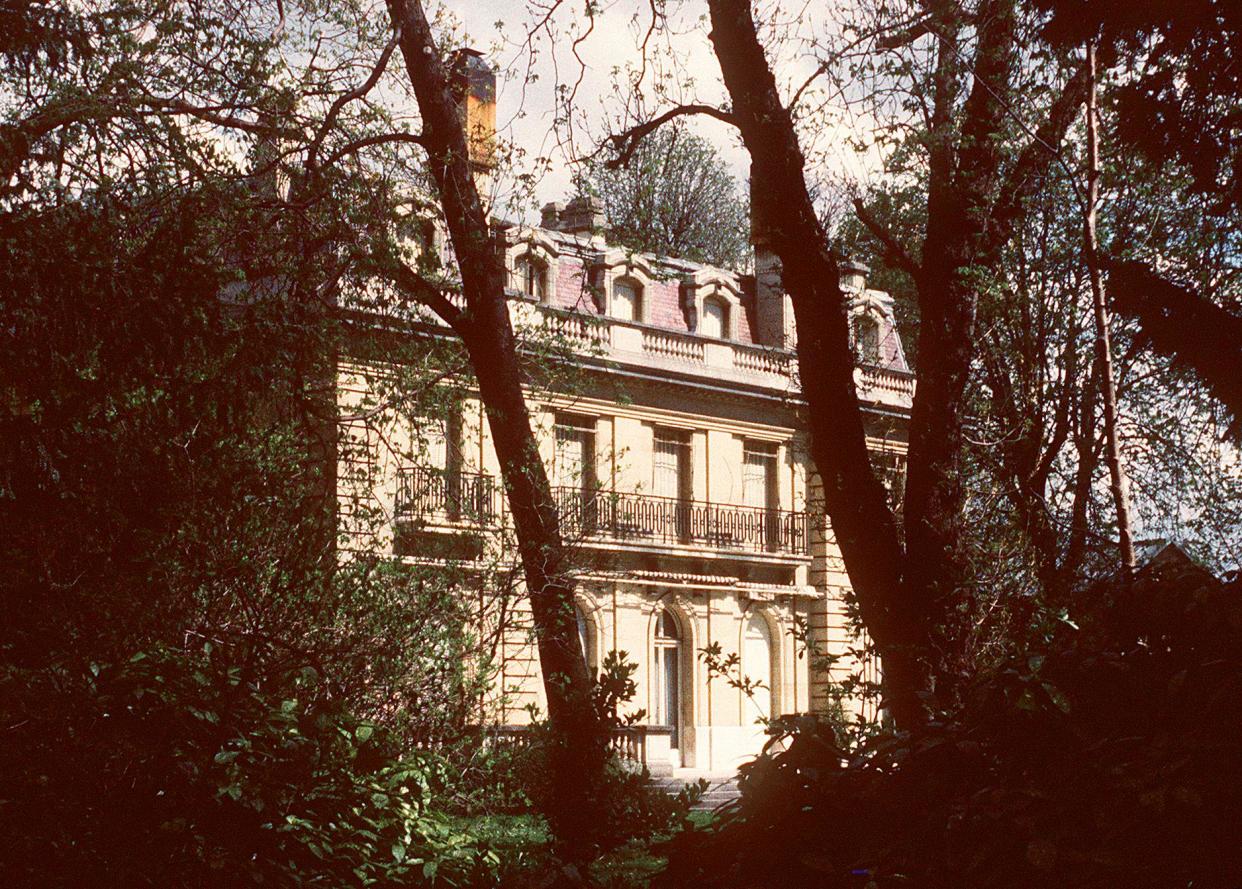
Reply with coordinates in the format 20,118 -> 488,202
552,486 -> 808,556
396,466 -> 498,526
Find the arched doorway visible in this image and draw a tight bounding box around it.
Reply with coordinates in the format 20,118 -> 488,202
743,612 -> 774,723
653,608 -> 683,752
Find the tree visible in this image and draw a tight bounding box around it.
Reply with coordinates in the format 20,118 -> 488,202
0,0 -> 607,871
586,122 -> 750,268
383,0 -> 607,865
603,0 -> 1087,724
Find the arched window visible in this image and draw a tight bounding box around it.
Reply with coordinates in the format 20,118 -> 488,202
743,613 -> 773,721
653,608 -> 682,749
611,279 -> 641,322
701,296 -> 729,339
853,314 -> 881,363
514,255 -> 547,301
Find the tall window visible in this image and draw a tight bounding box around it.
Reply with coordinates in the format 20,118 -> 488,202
742,441 -> 778,510
653,608 -> 682,749
743,441 -> 780,550
853,314 -> 881,363
554,415 -> 595,490
612,279 -> 641,322
414,408 -> 464,517
701,296 -> 729,339
555,415 -> 597,533
654,428 -> 692,542
653,429 -> 691,500
515,255 -> 547,301
575,604 -> 594,672
743,613 -> 773,721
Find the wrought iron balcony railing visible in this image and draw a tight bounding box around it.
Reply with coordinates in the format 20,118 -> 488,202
552,486 -> 808,556
396,466 -> 498,525
394,469 -> 808,555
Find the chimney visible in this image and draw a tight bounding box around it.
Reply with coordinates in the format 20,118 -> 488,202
541,201 -> 564,229
840,259 -> 869,291
558,195 -> 607,241
450,49 -> 496,206
750,163 -> 794,348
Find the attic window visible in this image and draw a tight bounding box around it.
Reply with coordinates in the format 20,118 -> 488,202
515,255 -> 547,301
701,296 -> 729,339
612,279 -> 642,322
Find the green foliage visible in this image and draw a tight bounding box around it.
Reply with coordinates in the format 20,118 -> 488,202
504,652 -> 697,854
582,122 -> 750,269
0,645 -> 503,887
0,170 -> 496,884
659,560 -> 1242,888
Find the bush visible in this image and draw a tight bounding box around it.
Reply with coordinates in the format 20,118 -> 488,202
477,651 -> 697,854
658,559 -> 1242,888
0,644 -> 503,888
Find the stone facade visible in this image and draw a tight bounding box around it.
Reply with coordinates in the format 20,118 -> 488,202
332,47 -> 911,773
335,212 -> 913,773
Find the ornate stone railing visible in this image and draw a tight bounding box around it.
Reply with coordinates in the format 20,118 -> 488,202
732,342 -> 793,378
530,306 -> 913,404
541,307 -> 610,350
641,327 -> 706,364
856,365 -> 916,402
553,486 -> 809,556
482,724 -> 674,774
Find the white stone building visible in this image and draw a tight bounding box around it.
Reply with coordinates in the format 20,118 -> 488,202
335,56 -> 913,775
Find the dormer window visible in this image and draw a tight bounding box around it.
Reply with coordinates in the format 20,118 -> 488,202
853,314 -> 881,363
515,255 -> 547,301
612,279 -> 642,322
701,296 -> 729,339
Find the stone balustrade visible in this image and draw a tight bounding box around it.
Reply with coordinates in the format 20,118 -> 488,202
535,304 -> 914,408
481,723 -> 675,776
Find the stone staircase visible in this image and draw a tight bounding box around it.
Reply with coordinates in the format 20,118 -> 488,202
650,769 -> 741,812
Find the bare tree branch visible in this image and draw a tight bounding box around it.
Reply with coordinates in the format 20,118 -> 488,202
318,131 -> 425,169
603,103 -> 736,168
306,30 -> 401,172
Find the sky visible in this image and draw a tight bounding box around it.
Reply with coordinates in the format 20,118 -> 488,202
442,0 -> 880,220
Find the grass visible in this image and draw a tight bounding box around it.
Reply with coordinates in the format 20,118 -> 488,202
452,808 -> 719,887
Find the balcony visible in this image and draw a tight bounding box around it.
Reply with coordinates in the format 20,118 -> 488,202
394,469 -> 810,558
535,305 -> 915,409
553,487 -> 809,557
395,466 -> 498,526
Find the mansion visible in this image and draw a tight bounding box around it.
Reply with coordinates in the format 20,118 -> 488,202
335,55 -> 913,775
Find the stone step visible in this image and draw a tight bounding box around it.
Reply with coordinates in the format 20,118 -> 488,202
649,773 -> 741,811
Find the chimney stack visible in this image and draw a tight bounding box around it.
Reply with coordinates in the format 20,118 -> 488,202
840,259 -> 869,291
541,201 -> 565,229
557,195 -> 607,240
450,49 -> 496,208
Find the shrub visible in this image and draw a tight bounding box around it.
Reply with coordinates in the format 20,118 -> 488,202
658,559 -> 1242,888
0,644 -> 502,888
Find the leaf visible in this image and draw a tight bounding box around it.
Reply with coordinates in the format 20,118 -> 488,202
422,861 -> 438,880
356,724 -> 374,743
391,841 -> 406,863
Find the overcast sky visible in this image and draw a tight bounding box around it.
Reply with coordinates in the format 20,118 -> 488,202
443,0 -> 878,220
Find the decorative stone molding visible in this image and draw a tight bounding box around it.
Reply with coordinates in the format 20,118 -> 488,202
504,228 -> 561,304
681,267 -> 745,340
593,247 -> 660,323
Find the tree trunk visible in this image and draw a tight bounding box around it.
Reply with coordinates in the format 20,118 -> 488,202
384,0 -> 604,863
1082,41 -> 1137,574
706,0 -> 925,726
